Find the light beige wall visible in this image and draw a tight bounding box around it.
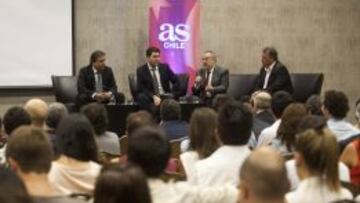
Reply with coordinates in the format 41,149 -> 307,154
1,0 -> 360,120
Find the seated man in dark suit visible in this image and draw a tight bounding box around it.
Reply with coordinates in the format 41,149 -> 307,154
192,51 -> 229,105
255,47 -> 293,94
136,47 -> 180,113
159,99 -> 189,140
76,50 -> 125,108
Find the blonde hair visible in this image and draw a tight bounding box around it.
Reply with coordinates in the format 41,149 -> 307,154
295,128 -> 340,191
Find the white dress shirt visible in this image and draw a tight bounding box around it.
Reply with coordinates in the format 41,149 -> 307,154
285,160 -> 350,191
327,118 -> 360,141
257,119 -> 281,147
206,67 -> 215,86
193,145 -> 251,186
262,61 -> 276,89
148,63 -> 165,95
180,151 -> 200,183
286,177 -> 352,203
148,178 -> 237,203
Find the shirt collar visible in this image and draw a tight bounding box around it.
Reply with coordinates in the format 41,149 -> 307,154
92,66 -> 99,74
265,61 -> 276,72
148,63 -> 158,71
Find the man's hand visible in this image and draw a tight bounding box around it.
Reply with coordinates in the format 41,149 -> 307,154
153,95 -> 162,106
94,93 -> 105,102
205,84 -> 214,91
102,91 -> 112,100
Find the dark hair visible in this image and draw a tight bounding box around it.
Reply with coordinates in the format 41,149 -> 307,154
297,115 -> 327,134
90,50 -> 106,65
128,126 -> 170,177
126,111 -> 155,136
6,126 -> 52,173
323,90 -> 349,119
356,98 -> 360,107
146,47 -> 160,57
81,103 -> 108,135
94,164 -> 151,203
277,103 -> 308,152
46,103 -> 68,130
189,108 -> 219,159
305,95 -> 323,116
160,99 -> 181,121
271,91 -> 294,118
3,107 -> 31,135
0,166 -> 33,203
263,47 -> 278,61
218,101 -> 253,145
212,94 -> 235,112
55,114 -> 98,162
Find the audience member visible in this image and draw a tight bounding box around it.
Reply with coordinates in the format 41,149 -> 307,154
6,126 -> 84,203
128,126 -> 237,203
125,111 -> 156,137
0,107 -> 31,164
212,94 -> 234,112
355,98 -> 360,129
285,115 -> 350,190
159,99 -> 189,140
81,103 -> 120,155
238,147 -> 289,203
251,91 -> 276,124
194,100 -> 252,186
180,107 -> 220,182
46,102 -> 68,157
94,164 -> 151,203
0,166 -> 33,203
322,90 -> 360,141
271,103 -> 308,154
305,95 -> 323,116
24,98 -> 48,129
49,114 -> 101,195
257,91 -> 294,147
286,128 -> 352,202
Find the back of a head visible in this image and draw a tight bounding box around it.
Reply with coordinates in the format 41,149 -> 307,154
3,107 -> 31,135
46,102 -> 68,130
305,95 -> 323,116
126,111 -> 155,136
94,164 -> 151,203
240,147 -> 289,202
212,94 -> 235,112
55,114 -> 98,162
189,107 -> 219,158
6,126 -> 53,174
127,126 -> 171,178
323,90 -> 349,119
296,115 -> 327,135
24,98 -> 48,127
218,100 -> 253,145
160,99 -> 181,121
271,91 -> 294,119
81,103 -> 108,136
277,103 -> 308,151
0,167 -> 32,203
296,128 -> 340,191
252,91 -> 272,110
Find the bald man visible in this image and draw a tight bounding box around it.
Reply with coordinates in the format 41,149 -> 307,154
238,147 -> 289,203
24,98 -> 48,128
192,51 -> 229,105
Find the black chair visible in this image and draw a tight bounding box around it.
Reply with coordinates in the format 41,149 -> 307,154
290,73 -> 324,103
175,73 -> 189,97
227,74 -> 258,100
51,75 -> 78,112
128,73 -> 138,101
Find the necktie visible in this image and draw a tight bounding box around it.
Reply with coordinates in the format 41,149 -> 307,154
151,68 -> 160,95
95,72 -> 103,92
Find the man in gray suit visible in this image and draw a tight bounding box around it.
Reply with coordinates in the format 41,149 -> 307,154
192,51 -> 229,105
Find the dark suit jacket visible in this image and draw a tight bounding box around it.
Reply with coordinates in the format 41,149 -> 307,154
77,65 -> 118,98
255,61 -> 293,94
136,63 -> 180,98
160,120 -> 189,140
255,110 -> 276,125
192,66 -> 229,97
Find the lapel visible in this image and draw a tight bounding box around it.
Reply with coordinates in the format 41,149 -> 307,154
88,66 -> 96,89
268,62 -> 279,84
210,66 -> 219,86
